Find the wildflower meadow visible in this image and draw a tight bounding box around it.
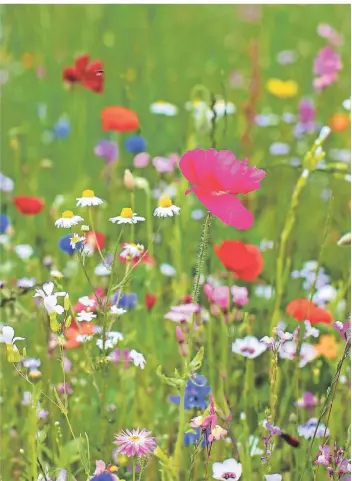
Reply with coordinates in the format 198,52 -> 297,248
1,4 -> 351,481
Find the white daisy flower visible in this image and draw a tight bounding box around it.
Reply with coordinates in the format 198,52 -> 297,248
110,306 -> 127,316
76,311 -> 96,322
96,331 -> 124,350
70,234 -> 85,249
150,101 -> 178,116
129,349 -> 146,369
55,210 -> 84,228
154,197 -> 181,218
120,243 -> 144,259
76,189 -> 103,207
109,207 -> 145,225
78,296 -> 95,308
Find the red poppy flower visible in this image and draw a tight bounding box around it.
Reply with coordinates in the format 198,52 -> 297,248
286,298 -> 332,325
214,240 -> 263,281
86,231 -> 106,251
64,321 -> 95,349
13,196 -> 45,215
62,54 -> 103,93
101,106 -> 139,132
145,293 -> 157,311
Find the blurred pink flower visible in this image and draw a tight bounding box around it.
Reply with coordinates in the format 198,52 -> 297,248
313,46 -> 342,90
152,154 -> 179,173
204,284 -> 229,309
317,24 -> 343,46
179,149 -> 266,229
164,303 -> 199,323
231,285 -> 248,306
133,152 -> 150,168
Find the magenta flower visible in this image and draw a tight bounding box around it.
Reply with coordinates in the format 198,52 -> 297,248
295,391 -> 318,409
94,139 -> 118,164
333,320 -> 351,341
313,46 -> 342,90
314,445 -> 332,466
299,99 -> 315,126
179,149 -> 266,229
113,428 -> 156,457
57,382 -> 72,395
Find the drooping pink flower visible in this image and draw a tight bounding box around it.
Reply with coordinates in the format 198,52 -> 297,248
313,46 -> 342,90
113,428 -> 156,457
204,284 -> 230,310
179,149 -> 266,229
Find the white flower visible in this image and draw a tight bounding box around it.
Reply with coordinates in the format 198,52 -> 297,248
212,458 -> 242,480
255,285 -> 273,299
154,197 -> 180,218
96,331 -> 124,350
255,113 -> 280,127
22,357 -> 41,370
160,263 -> 176,277
150,101 -> 178,116
76,334 -> 93,343
191,209 -> 204,220
15,244 -> 33,259
78,296 -> 95,308
0,325 -> 24,346
17,277 -> 36,289
55,210 -> 84,228
129,349 -> 146,369
303,260 -> 319,272
69,234 -> 86,249
282,112 -> 296,123
342,98 -> 351,111
76,311 -> 96,322
279,341 -> 317,367
298,418 -> 329,439
120,243 -> 144,259
109,207 -> 145,225
265,475 -> 282,481
303,320 -> 320,339
313,285 -> 337,305
76,189 -> 103,207
270,142 -> 290,156
315,126 -> 331,144
34,281 -> 66,315
50,269 -> 64,279
232,336 -> 267,359
94,263 -> 111,276
0,172 -> 14,192
110,306 -> 127,316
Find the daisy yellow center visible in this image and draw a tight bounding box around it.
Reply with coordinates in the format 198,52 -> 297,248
131,435 -> 141,442
82,189 -> 94,198
120,207 -> 133,218
159,197 -> 172,208
71,235 -> 80,243
61,210 -> 74,219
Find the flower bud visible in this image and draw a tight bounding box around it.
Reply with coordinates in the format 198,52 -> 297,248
124,169 -> 135,190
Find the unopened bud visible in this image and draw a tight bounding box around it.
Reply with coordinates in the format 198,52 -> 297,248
315,126 -> 331,144
124,169 -> 135,190
64,294 -> 70,311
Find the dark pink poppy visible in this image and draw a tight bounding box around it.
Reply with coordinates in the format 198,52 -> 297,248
179,149 -> 266,229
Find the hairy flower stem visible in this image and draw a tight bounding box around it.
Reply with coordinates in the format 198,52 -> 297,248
270,168 -> 310,331
174,383 -> 186,477
188,439 -> 202,481
30,385 -> 38,480
188,211 -> 212,361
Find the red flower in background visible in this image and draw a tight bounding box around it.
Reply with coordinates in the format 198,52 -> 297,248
13,196 -> 45,215
72,288 -> 107,313
286,298 -> 333,325
145,293 -> 157,311
64,320 -> 96,349
101,106 -> 139,132
214,240 -> 263,281
86,231 -> 106,252
62,54 -> 104,93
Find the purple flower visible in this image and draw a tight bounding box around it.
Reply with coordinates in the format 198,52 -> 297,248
333,320 -> 351,341
295,391 -> 318,409
94,140 -> 118,164
315,445 -> 331,466
57,382 -> 72,395
313,46 -> 342,90
299,99 -> 315,126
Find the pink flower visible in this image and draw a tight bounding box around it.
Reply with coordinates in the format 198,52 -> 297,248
208,425 -> 227,443
231,285 -> 248,306
152,154 -> 178,173
314,445 -> 332,466
313,46 -> 342,90
113,428 -> 156,457
179,149 -> 266,229
317,24 -> 343,46
133,152 -> 150,168
164,303 -> 199,323
295,391 -> 318,408
204,284 -> 230,309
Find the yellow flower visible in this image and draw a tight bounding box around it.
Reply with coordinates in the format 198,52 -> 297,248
315,335 -> 338,359
266,78 -> 298,98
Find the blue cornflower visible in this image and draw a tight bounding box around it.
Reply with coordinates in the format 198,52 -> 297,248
110,291 -> 138,310
90,474 -> 115,481
58,234 -> 83,255
124,135 -> 146,153
183,428 -> 206,447
53,116 -> 71,139
0,214 -> 10,233
169,374 -> 211,410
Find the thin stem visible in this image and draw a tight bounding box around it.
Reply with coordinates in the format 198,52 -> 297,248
88,207 -> 109,267
132,457 -> 136,481
174,383 -> 186,476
